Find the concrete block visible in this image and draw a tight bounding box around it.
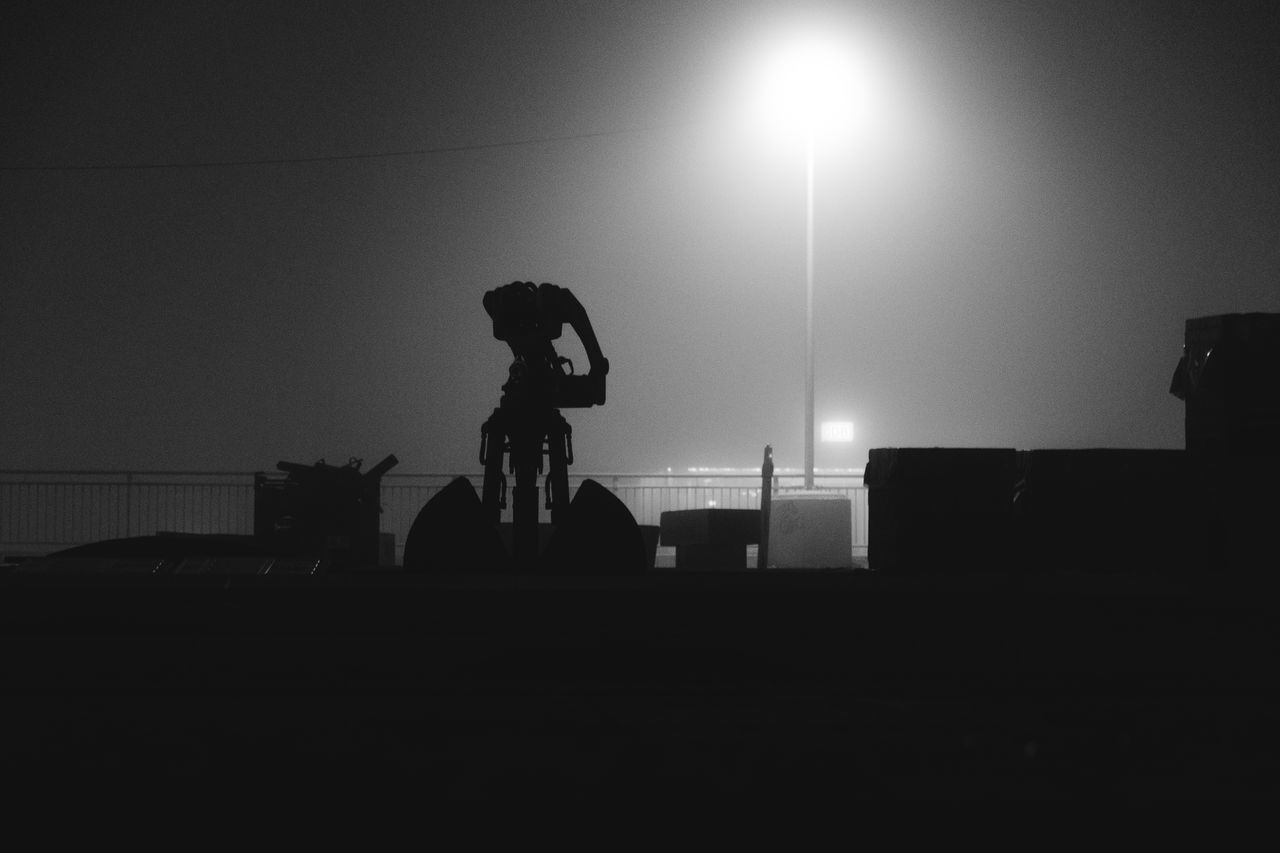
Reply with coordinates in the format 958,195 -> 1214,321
767,491 -> 852,569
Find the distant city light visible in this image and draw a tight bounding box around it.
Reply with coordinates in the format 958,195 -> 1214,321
821,421 -> 855,443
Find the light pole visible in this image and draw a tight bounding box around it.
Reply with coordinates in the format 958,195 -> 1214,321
747,28 -> 860,484
804,131 -> 815,489
747,23 -> 872,489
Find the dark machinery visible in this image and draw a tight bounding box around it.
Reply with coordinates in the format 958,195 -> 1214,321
254,453 -> 398,569
403,280 -> 645,573
479,281 -> 609,568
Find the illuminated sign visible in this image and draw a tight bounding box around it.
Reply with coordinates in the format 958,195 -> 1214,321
820,421 -> 854,443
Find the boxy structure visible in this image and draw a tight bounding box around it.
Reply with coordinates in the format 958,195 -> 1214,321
766,492 -> 853,569
1172,313 -> 1280,573
659,508 -> 760,569
865,448 -> 1019,575
1175,313 -> 1280,456
862,314 -> 1280,577
1013,449 -> 1201,575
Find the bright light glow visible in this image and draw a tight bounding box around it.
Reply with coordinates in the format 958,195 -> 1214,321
741,22 -> 891,145
821,421 -> 855,443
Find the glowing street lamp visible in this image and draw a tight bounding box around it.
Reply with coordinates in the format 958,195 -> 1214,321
747,28 -> 873,489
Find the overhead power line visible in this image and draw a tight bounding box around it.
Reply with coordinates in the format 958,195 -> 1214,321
0,122 -> 694,173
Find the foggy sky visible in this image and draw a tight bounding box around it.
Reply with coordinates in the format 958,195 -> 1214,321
3,0 -> 1278,474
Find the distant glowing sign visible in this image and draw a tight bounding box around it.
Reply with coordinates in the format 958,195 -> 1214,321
821,421 -> 854,443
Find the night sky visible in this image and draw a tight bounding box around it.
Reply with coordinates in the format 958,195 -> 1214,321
3,0 -> 1277,475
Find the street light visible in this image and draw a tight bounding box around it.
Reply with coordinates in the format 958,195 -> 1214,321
748,29 -> 870,488
805,125 -> 815,488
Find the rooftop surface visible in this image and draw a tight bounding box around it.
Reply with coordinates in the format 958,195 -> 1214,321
4,565 -> 1278,798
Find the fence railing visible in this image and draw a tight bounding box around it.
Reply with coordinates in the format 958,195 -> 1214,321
1,470 -> 868,563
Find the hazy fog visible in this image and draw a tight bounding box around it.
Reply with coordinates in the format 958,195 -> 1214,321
3,1 -> 1277,473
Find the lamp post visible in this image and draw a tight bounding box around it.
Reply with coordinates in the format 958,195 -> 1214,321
804,131 -> 815,489
748,24 -> 871,490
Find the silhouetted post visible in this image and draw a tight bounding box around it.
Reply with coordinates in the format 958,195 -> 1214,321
760,444 -> 774,569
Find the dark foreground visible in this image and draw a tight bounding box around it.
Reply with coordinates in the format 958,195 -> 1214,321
4,567 -> 1280,799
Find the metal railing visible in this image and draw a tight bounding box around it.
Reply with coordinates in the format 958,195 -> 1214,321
1,470 -> 868,563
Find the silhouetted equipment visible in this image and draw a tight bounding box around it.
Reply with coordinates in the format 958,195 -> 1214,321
540,479 -> 647,574
865,448 -> 1019,574
402,476 -> 508,572
659,509 -> 761,569
254,453 -> 398,569
404,476 -> 650,573
478,281 -> 610,569
406,281 -> 644,572
1013,449 -> 1202,575
1170,313 -> 1280,456
759,445 -> 774,570
638,524 -> 660,570
498,521 -> 556,560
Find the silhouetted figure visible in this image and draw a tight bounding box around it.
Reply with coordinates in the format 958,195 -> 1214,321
478,281 -> 609,569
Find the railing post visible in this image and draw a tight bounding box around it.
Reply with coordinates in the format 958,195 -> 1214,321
125,472 -> 133,538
